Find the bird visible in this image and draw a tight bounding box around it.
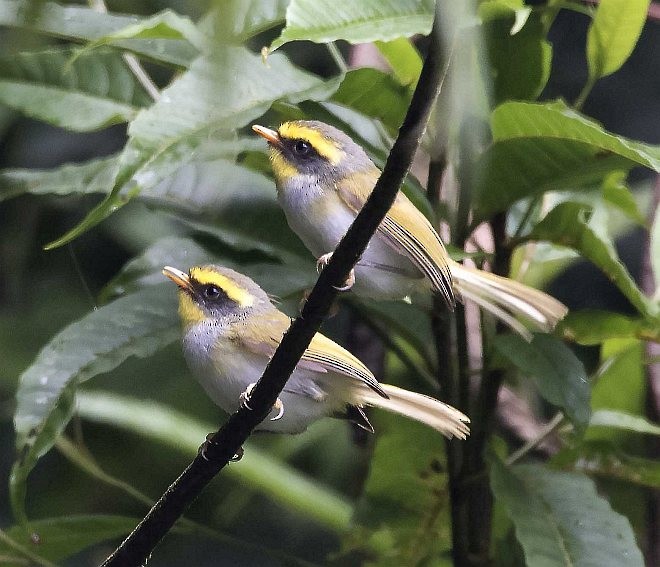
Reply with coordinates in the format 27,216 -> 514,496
253,120 -> 568,338
162,264 -> 470,439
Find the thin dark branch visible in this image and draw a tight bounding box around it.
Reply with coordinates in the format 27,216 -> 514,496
101,5 -> 446,566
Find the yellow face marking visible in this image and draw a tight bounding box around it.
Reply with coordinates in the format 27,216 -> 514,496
178,294 -> 206,327
278,122 -> 344,165
189,267 -> 254,307
269,149 -> 298,182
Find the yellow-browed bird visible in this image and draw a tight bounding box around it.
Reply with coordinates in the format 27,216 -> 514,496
253,121 -> 568,338
163,265 -> 470,438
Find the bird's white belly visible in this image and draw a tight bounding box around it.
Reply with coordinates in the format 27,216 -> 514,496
279,184 -> 422,299
182,323 -> 341,433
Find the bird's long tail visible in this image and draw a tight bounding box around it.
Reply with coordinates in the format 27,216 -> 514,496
355,383 -> 470,439
449,260 -> 568,340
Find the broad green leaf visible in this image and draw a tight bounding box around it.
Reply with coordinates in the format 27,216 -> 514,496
494,333 -> 591,433
587,0 -> 650,80
0,516 -> 137,562
207,0 -> 289,42
331,67 -> 410,132
559,309 -> 660,345
474,101 -> 660,219
651,206 -> 660,290
481,9 -> 551,103
0,48 -> 150,131
348,415 -> 451,562
272,0 -> 434,49
11,284 -> 179,523
78,9 -> 206,54
0,0 -> 197,67
552,441 -> 660,489
589,409 -> 660,436
375,38 -> 422,89
46,45 -> 340,249
601,173 -> 647,227
490,458 -> 645,567
75,391 -> 353,532
530,202 -> 659,318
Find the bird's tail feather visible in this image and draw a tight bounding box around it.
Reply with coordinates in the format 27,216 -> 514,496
354,383 -> 470,439
450,261 -> 568,340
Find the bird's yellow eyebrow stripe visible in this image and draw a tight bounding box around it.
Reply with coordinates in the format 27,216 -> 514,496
189,267 -> 254,307
278,122 -> 344,164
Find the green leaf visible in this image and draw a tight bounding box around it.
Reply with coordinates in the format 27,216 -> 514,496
272,0 -> 434,49
529,202 -> 658,318
0,0 -> 196,67
75,391 -> 353,532
11,284 -> 179,523
481,9 -> 552,103
587,0 -> 650,80
0,516 -> 138,562
76,9 -> 206,57
490,458 -> 645,567
494,333 -> 591,433
601,173 -> 647,227
375,37 -> 422,89
474,101 -> 660,219
651,206 -> 660,290
208,0 -> 289,42
559,309 -> 660,345
331,67 -> 410,132
0,48 -> 150,131
552,440 -> 660,489
45,45 -> 340,249
348,415 -> 451,562
589,409 -> 660,436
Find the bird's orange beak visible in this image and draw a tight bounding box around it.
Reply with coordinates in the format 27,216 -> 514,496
162,266 -> 193,292
252,124 -> 280,145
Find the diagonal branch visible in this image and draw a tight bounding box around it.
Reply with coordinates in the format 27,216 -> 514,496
102,5 -> 445,566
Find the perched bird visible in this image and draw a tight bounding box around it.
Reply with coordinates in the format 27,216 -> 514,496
253,121 -> 568,338
163,264 -> 470,438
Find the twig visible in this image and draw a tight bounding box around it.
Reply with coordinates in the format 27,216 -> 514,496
101,4 -> 446,565
505,412 -> 565,466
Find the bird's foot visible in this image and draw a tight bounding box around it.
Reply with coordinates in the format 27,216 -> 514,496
316,252 -> 356,291
239,382 -> 284,421
199,433 -> 244,462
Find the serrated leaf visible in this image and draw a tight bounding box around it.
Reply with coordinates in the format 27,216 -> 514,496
46,45 -> 340,249
331,67 -> 410,132
375,38 -> 422,89
589,409 -> 660,436
11,284 -> 180,523
474,101 -> 660,220
529,202 -> 658,318
0,48 -> 150,131
587,0 -> 650,80
0,0 -> 196,67
0,516 -> 138,562
272,0 -> 434,49
552,440 -> 660,488
490,458 -> 644,567
559,309 -> 659,345
494,333 -> 591,433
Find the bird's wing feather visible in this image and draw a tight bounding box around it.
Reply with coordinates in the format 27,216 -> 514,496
336,169 -> 455,307
237,309 -> 387,398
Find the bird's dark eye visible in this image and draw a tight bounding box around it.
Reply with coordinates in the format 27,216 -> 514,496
203,285 -> 221,300
293,140 -> 311,156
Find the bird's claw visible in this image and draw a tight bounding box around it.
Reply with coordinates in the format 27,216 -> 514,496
316,253 -> 356,291
199,433 -> 244,462
239,383 -> 285,421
